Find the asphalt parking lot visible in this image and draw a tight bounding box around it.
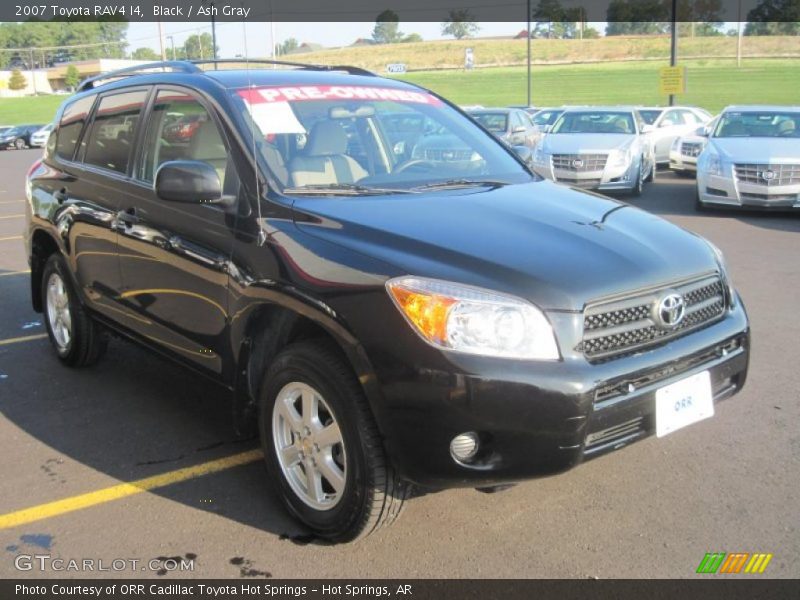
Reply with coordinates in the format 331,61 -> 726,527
0,147 -> 798,579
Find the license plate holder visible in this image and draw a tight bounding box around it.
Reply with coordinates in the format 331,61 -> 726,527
655,370 -> 714,437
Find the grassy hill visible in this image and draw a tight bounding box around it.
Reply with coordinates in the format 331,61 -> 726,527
295,35 -> 800,72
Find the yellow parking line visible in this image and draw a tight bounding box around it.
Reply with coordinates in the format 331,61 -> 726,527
0,449 -> 263,530
0,214 -> 23,220
0,270 -> 29,277
0,333 -> 48,346
0,235 -> 22,242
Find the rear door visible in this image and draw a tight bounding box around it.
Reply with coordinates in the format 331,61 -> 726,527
116,87 -> 239,376
45,89 -> 149,325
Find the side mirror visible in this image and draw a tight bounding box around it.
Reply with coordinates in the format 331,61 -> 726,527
512,145 -> 532,163
700,126 -> 711,137
543,124 -> 553,133
512,126 -> 527,134
154,160 -> 223,204
641,124 -> 655,134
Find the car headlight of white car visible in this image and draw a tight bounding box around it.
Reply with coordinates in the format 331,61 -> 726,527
608,147 -> 633,168
671,137 -> 681,151
386,276 -> 560,360
533,145 -> 548,165
703,150 -> 723,176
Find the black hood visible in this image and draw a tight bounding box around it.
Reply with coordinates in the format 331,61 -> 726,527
292,180 -> 717,310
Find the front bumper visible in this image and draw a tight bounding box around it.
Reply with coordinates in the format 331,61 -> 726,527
375,301 -> 749,489
697,171 -> 800,209
669,150 -> 698,173
533,159 -> 638,192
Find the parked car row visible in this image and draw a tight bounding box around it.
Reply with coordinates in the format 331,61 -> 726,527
0,124 -> 47,150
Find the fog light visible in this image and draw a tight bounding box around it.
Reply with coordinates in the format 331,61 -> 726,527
450,432 -> 479,462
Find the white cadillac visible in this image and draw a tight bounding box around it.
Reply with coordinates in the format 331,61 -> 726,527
696,106 -> 800,210
669,116 -> 718,176
533,107 -> 656,196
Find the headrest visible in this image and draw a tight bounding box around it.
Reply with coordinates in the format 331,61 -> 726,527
305,120 -> 348,156
190,119 -> 226,161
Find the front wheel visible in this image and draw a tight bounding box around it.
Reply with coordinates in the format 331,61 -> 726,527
630,163 -> 644,197
259,341 -> 408,542
14,138 -> 26,150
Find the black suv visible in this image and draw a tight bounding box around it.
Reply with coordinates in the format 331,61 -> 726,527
25,60 -> 750,542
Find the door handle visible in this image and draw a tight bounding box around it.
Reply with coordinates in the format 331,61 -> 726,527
54,188 -> 68,204
115,207 -> 140,229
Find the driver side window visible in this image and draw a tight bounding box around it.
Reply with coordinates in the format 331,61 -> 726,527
139,90 -> 233,191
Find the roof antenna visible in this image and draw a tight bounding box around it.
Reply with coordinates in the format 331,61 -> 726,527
240,11 -> 266,246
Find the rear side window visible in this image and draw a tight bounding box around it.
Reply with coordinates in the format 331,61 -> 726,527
81,90 -> 147,174
55,95 -> 95,161
139,90 -> 231,188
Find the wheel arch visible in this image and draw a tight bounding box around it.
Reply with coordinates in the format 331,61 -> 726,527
232,302 -> 383,438
30,228 -> 62,313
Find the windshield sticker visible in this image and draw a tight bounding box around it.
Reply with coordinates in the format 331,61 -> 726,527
238,85 -> 442,106
243,100 -> 307,135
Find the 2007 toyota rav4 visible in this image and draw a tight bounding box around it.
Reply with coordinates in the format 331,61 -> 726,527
25,60 -> 750,542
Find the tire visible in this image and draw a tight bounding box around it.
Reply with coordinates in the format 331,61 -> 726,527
259,341 -> 409,543
644,160 -> 655,183
630,163 -> 644,197
41,254 -> 107,367
14,138 -> 26,150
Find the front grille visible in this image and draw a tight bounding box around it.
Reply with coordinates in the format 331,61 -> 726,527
552,153 -> 608,172
578,274 -> 727,361
584,417 -> 645,453
681,142 -> 703,158
421,148 -> 475,162
740,192 -> 798,203
734,163 -> 800,186
554,176 -> 602,188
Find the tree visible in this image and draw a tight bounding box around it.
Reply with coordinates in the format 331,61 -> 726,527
277,38 -> 299,55
745,0 -> 800,34
533,0 -> 565,38
64,64 -> 80,90
605,0 -> 670,35
441,9 -> 480,40
401,33 -> 423,43
183,33 -> 216,60
131,47 -> 159,61
372,10 -> 404,44
8,69 -> 27,91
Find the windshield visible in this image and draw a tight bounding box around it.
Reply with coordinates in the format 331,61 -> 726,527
532,110 -> 561,126
714,111 -> 800,138
552,111 -> 636,135
638,110 -> 663,125
234,84 -> 531,194
470,112 -> 508,133
3,127 -> 20,136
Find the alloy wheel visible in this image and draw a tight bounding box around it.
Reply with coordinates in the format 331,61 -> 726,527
45,272 -> 72,351
272,382 -> 347,510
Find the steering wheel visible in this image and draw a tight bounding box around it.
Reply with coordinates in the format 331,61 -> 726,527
393,159 -> 438,174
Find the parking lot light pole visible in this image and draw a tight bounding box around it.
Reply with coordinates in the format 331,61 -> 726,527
527,0 -> 531,107
669,0 -> 678,106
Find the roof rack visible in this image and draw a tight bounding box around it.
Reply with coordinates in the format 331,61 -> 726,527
187,58 -> 376,77
77,61 -> 202,91
76,58 -> 376,92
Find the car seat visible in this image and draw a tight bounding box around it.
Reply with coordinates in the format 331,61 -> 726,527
289,121 -> 368,187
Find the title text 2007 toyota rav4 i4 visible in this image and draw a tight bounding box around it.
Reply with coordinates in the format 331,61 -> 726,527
25,60 -> 750,542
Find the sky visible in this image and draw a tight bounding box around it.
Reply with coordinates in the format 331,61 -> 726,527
127,22 -> 541,57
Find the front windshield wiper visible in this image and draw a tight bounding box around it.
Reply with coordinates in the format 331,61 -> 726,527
412,179 -> 511,191
282,183 -> 418,196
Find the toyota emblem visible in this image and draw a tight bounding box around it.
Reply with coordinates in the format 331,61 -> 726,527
654,292 -> 686,329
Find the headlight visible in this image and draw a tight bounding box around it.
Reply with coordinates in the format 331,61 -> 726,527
671,137 -> 681,151
609,148 -> 632,168
386,276 -> 560,360
704,240 -> 736,309
533,145 -> 547,164
705,151 -> 722,176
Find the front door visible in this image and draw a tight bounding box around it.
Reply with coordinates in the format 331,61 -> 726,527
116,88 -> 239,376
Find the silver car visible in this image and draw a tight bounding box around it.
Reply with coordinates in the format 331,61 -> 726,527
30,123 -> 53,148
696,105 -> 800,210
639,106 -> 712,165
669,117 -> 718,176
533,107 -> 656,196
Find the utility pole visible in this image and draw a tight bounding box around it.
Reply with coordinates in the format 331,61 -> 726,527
167,36 -> 176,60
158,22 -> 166,61
669,0 -> 678,106
737,0 -> 744,67
526,0 -> 531,107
